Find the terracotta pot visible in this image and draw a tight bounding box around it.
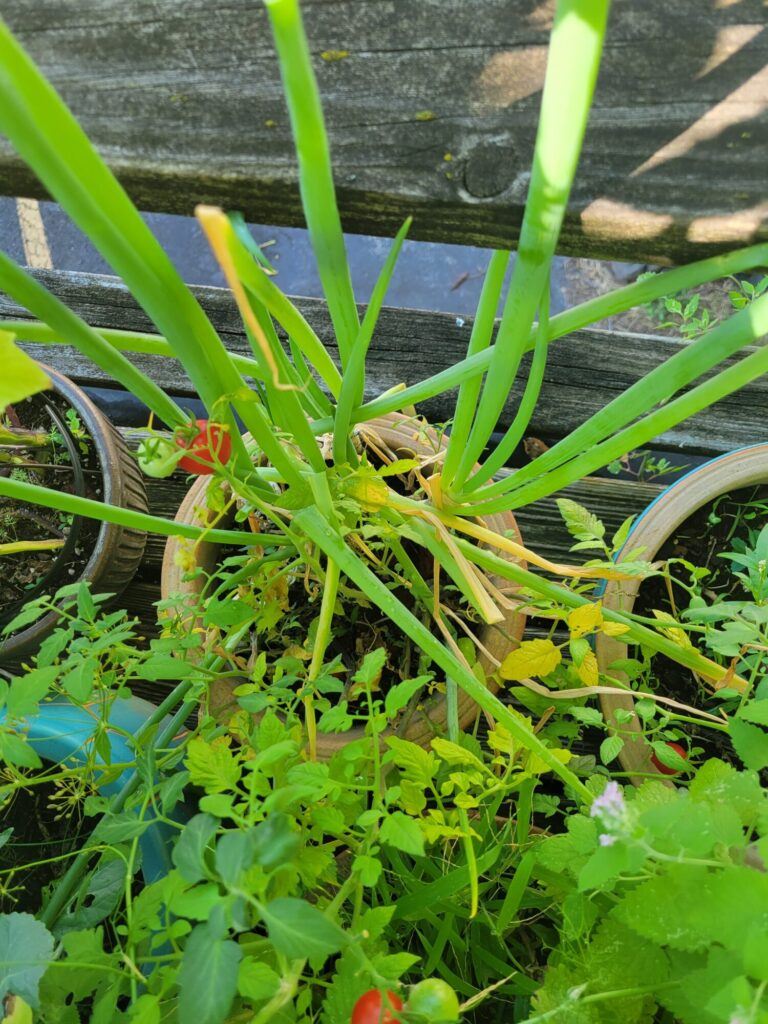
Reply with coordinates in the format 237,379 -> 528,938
596,443 -> 768,782
162,413 -> 526,756
0,365 -> 148,664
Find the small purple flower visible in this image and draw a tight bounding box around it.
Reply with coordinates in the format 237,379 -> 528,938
590,781 -> 625,821
590,781 -> 632,844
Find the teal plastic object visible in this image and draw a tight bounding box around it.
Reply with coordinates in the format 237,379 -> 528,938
2,695 -> 184,882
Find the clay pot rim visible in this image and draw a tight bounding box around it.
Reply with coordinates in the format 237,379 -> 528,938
596,443 -> 768,783
0,365 -> 148,662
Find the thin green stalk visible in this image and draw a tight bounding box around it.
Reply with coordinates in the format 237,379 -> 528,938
293,506 -> 592,801
468,287 -> 768,506
0,319 -> 268,383
304,557 -> 340,760
441,251 -> 511,490
0,255 -> 185,429
263,0 -> 359,364
475,340 -> 768,512
0,475 -> 276,546
539,240 -> 768,348
454,0 -> 611,490
463,272 -> 551,492
333,217 -> 412,463
446,674 -> 480,917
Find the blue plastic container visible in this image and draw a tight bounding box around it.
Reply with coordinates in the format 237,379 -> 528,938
1,695 -> 182,882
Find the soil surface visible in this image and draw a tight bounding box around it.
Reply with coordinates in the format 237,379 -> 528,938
632,483 -> 768,765
0,391 -> 102,631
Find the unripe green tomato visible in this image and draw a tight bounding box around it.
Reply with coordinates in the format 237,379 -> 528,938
406,979 -> 460,1022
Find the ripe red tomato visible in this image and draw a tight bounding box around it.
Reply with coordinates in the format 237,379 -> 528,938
175,419 -> 232,475
351,989 -> 403,1024
651,740 -> 688,776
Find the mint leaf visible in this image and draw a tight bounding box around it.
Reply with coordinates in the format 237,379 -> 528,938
0,913 -> 54,1008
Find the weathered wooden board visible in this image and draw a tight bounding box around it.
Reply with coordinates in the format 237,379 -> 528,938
4,269 -> 767,457
1,0 -> 766,262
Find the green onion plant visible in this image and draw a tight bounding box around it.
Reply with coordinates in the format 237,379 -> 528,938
0,0 -> 765,808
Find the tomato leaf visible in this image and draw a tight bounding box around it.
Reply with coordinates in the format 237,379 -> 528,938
260,897 -> 348,961
178,923 -> 242,1024
500,638 -> 562,681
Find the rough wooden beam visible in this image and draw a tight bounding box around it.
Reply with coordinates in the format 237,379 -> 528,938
1,0 -> 766,262
3,269 -> 767,457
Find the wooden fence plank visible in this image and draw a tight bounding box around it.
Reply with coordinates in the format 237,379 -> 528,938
0,0 -> 766,261
4,269 -> 767,457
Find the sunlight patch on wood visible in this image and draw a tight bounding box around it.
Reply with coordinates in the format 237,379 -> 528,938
472,47 -> 547,110
580,198 -> 673,243
696,24 -> 763,78
631,62 -> 768,177
687,199 -> 768,243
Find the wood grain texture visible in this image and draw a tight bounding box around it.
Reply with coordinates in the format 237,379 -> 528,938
4,269 -> 767,457
1,1 -> 766,261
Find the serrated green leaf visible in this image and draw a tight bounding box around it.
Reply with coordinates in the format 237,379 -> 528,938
384,736 -> 437,788
385,675 -> 430,719
615,864 -> 768,952
237,958 -> 281,1003
729,718 -> 768,771
0,913 -> 54,1008
0,731 -> 42,769
185,737 -> 241,793
556,498 -> 605,544
611,515 -> 635,554
379,811 -> 425,857
5,668 -> 57,720
600,734 -> 624,765
738,698 -> 768,727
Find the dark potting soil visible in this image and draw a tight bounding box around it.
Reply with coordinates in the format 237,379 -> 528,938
631,482 -> 768,766
0,391 -> 102,631
0,777 -> 94,915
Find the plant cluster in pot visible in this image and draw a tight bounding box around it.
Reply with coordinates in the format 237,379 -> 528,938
0,359 -> 148,665
597,443 -> 768,782
161,412 -> 527,756
2,0 -> 768,982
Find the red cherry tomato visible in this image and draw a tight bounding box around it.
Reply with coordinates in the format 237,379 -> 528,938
175,419 -> 232,475
351,989 -> 403,1024
650,740 -> 687,776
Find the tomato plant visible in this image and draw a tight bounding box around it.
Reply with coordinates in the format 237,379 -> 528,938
351,989 -> 403,1024
136,435 -> 179,478
405,979 -> 460,1021
175,418 -> 232,475
651,740 -> 688,776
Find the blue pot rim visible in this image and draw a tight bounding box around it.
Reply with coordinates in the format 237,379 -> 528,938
596,443 -> 768,596
1,694 -> 183,882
